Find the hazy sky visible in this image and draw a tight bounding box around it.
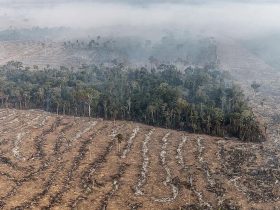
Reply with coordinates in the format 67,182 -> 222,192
0,0 -> 280,38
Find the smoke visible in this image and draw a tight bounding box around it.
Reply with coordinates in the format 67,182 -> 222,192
0,0 -> 280,38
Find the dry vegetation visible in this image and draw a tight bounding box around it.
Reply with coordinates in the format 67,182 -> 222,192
0,41 -> 87,68
0,108 -> 279,210
0,37 -> 279,209
217,38 -> 280,151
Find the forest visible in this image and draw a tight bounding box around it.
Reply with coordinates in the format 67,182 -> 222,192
0,28 -> 217,68
62,35 -> 217,67
0,61 -> 264,142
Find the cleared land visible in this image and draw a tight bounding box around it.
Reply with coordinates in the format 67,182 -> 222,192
0,108 -> 279,210
217,38 -> 280,148
0,41 -> 88,68
0,38 -> 279,209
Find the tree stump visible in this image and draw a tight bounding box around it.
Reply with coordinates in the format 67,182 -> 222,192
116,133 -> 124,155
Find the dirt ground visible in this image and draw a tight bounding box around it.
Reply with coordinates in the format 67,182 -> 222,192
0,41 -> 89,68
0,38 -> 279,209
0,108 -> 279,210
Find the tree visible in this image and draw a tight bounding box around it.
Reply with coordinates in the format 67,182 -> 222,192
77,87 -> 100,118
116,133 -> 124,154
0,63 -> 264,142
251,81 -> 261,95
51,87 -> 62,115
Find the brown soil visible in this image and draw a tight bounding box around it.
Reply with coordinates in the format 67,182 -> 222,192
0,41 -> 89,68
0,108 -> 279,210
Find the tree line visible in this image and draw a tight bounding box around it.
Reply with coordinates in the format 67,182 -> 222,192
0,61 -> 265,142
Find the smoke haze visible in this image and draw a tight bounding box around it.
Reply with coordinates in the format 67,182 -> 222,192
0,0 -> 280,38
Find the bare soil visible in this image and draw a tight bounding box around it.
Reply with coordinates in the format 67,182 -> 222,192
0,41 -> 89,68
0,108 -> 279,210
